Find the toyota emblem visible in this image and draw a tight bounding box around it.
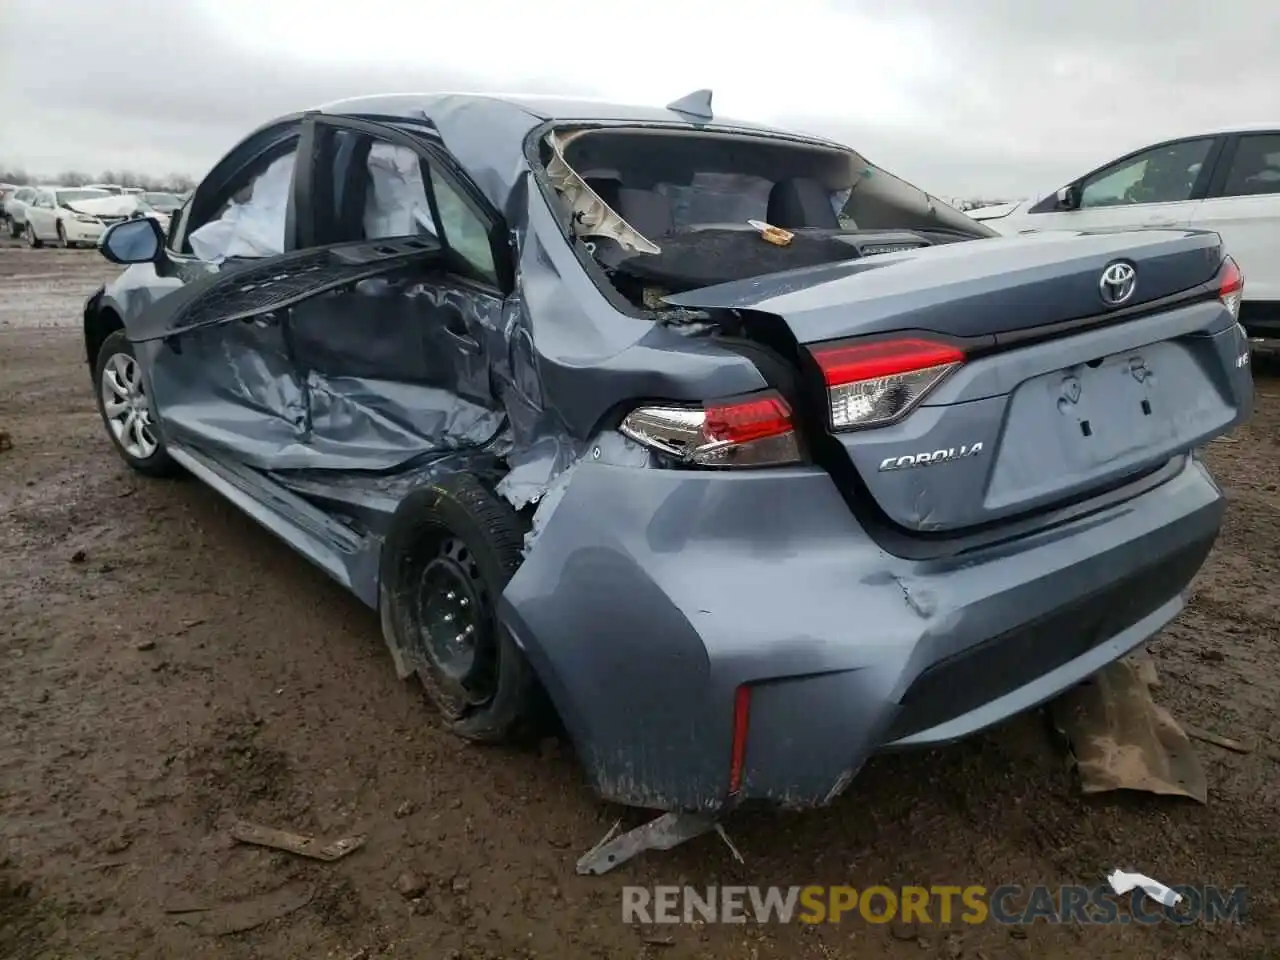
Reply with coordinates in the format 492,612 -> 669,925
1099,261 -> 1137,306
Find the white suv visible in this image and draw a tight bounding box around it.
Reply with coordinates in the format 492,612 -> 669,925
970,125 -> 1280,338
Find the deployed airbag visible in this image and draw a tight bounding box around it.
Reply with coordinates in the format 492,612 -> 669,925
364,142 -> 438,240
189,151 -> 297,261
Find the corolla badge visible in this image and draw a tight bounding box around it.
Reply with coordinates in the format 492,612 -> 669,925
1099,261 -> 1137,306
879,443 -> 984,472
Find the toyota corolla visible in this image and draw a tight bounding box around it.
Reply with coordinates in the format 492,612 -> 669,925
82,91 -> 1252,815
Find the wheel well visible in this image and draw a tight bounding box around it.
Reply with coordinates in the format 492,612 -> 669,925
84,303 -> 123,367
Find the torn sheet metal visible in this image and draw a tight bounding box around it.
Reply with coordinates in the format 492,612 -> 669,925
577,811 -> 745,875
508,431 -> 653,552
1051,657 -> 1207,803
545,130 -> 660,255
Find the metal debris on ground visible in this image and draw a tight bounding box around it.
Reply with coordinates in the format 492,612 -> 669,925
577,812 -> 744,875
1051,657 -> 1207,803
229,820 -> 364,861
1106,869 -> 1182,908
169,881 -> 315,935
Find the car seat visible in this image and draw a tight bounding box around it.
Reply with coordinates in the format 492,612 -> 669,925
766,178 -> 840,230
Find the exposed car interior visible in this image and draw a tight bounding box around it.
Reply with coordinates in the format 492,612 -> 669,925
538,127 -> 992,310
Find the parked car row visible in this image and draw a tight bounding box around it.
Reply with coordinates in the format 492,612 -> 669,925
2,185 -> 185,248
968,123 -> 1280,338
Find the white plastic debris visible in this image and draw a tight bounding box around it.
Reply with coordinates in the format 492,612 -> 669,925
1107,869 -> 1182,907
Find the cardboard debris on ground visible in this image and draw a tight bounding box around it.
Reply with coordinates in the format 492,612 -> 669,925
170,882 -> 315,935
229,820 -> 365,861
1051,655 -> 1207,803
1126,647 -> 1161,688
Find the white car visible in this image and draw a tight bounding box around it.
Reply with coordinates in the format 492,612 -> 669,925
970,124 -> 1280,337
135,191 -> 184,236
82,183 -> 144,196
21,187 -> 140,248
4,185 -> 42,237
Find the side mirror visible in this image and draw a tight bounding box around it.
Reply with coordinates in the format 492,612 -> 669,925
100,216 -> 164,264
1055,184 -> 1081,210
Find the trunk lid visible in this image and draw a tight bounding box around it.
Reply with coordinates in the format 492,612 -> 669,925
666,229 -> 1252,534
663,229 -> 1224,341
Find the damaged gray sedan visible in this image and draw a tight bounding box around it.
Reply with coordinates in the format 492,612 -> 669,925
84,92 -> 1252,820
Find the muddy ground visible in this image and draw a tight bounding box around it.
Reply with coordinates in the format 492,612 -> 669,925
1,241 -> 1277,959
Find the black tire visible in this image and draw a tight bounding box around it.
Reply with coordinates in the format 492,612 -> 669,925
6,218 -> 18,239
56,222 -> 72,249
383,474 -> 539,742
24,221 -> 41,248
92,329 -> 180,478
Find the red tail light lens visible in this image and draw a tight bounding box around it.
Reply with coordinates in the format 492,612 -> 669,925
810,337 -> 965,430
728,684 -> 751,796
1218,256 -> 1244,321
620,390 -> 801,468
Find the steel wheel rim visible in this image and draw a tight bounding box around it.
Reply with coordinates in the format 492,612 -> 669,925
100,352 -> 158,460
413,535 -> 494,703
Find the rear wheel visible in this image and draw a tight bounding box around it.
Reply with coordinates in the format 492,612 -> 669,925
384,474 -> 540,742
24,221 -> 41,248
92,330 -> 179,477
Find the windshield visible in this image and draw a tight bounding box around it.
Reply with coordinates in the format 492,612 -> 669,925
142,192 -> 182,211
56,189 -> 112,206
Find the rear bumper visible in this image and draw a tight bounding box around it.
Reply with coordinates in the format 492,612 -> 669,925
501,453 -> 1223,813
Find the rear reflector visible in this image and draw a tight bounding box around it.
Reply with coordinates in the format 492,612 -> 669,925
728,685 -> 751,795
810,337 -> 965,430
620,390 -> 802,467
1218,256 -> 1244,321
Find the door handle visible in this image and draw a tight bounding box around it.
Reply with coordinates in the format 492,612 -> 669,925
443,315 -> 480,353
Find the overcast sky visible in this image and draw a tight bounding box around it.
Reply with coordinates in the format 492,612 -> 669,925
2,0 -> 1277,197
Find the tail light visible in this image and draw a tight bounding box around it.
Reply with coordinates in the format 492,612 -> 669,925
810,337 -> 965,430
1218,256 -> 1243,321
620,390 -> 801,467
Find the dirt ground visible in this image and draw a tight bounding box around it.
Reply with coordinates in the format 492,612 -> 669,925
1,241 -> 1278,960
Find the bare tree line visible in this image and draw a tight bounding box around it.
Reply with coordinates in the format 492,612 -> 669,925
0,166 -> 197,193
